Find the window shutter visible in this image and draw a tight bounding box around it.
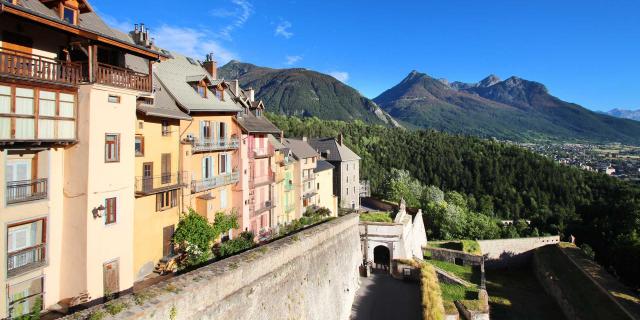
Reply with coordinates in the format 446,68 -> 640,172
171,190 -> 177,207
199,121 -> 205,140
214,122 -> 220,142
156,193 -> 162,211
226,153 -> 232,173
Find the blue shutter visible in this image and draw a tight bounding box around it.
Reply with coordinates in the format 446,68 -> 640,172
214,122 -> 220,143
199,121 -> 205,141
202,157 -> 207,179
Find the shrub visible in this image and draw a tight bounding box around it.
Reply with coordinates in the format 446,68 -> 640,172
360,211 -> 393,223
173,209 -> 217,267
420,262 -> 445,320
219,236 -> 255,257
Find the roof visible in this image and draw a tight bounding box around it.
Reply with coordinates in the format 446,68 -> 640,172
309,137 -> 361,162
3,0 -> 160,58
235,111 -> 281,134
154,52 -> 243,113
314,160 -> 335,173
268,134 -> 285,150
136,74 -> 191,120
282,138 -> 319,160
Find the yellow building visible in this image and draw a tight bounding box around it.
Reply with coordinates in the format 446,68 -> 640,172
270,135 -> 296,225
282,138 -> 320,219
154,52 -> 244,227
132,76 -> 191,282
0,1 -> 160,317
314,160 -> 339,217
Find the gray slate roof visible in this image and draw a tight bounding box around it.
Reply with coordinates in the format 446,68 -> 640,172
136,74 -> 191,120
314,160 -> 334,173
235,111 -> 281,134
282,138 -> 319,160
154,52 -> 243,113
5,0 -> 160,56
309,137 -> 361,162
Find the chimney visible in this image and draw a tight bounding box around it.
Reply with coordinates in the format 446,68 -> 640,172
248,88 -> 255,102
131,23 -> 153,48
337,133 -> 343,146
231,79 -> 239,95
203,53 -> 218,79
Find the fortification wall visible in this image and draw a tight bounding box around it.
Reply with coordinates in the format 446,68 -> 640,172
65,214 -> 362,320
478,236 -> 559,268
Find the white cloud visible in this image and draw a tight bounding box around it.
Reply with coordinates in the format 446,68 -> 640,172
329,71 -> 350,83
101,14 -> 133,33
285,55 -> 302,66
275,21 -> 293,39
153,25 -> 237,63
215,0 -> 253,41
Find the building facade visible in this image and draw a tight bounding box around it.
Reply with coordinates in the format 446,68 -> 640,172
0,0 -> 160,317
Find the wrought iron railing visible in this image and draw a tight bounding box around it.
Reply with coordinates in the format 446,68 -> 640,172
192,137 -> 240,152
6,178 -> 47,205
135,172 -> 186,195
191,171 -> 240,193
7,243 -> 47,277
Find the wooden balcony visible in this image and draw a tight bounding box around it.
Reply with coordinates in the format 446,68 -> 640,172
6,178 -> 47,205
95,63 -> 151,92
0,48 -> 82,86
7,243 -> 47,278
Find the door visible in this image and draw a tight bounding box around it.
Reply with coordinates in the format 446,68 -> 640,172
163,225 -> 175,257
103,260 -> 120,297
142,162 -> 153,192
7,223 -> 37,269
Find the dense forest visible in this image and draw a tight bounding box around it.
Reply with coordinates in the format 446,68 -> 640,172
267,114 -> 640,289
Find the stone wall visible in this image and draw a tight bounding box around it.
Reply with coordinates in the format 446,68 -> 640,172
65,214 -> 362,320
426,247 -> 484,266
478,236 -> 559,269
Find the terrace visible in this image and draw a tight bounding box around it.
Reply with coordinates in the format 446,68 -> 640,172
191,171 -> 240,193
135,172 -> 186,196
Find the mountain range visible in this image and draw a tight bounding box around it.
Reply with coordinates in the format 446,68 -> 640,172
218,61 -> 399,127
603,108 -> 640,121
219,61 -> 640,144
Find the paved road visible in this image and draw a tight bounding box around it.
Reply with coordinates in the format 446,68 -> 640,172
351,271 -> 422,320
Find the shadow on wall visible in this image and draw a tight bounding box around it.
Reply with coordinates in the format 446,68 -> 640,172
484,251 -> 534,270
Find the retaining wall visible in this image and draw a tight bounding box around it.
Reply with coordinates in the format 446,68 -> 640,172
64,214 -> 362,320
478,236 -> 559,269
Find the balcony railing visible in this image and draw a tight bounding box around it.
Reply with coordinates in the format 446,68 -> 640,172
7,243 -> 47,277
249,171 -> 275,189
6,178 -> 47,205
191,171 -> 240,193
251,145 -> 275,159
192,137 -> 240,152
96,63 -> 151,92
252,200 -> 275,216
303,173 -> 316,182
135,172 -> 186,195
0,48 -> 82,85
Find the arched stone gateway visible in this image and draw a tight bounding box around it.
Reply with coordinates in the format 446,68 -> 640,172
359,199 -> 428,274
373,245 -> 391,270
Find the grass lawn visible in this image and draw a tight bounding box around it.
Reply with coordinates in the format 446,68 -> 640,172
440,282 -> 478,301
359,211 -> 393,223
428,260 -> 480,284
486,266 -> 566,320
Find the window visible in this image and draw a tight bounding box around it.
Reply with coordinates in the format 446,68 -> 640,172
8,277 -> 44,318
161,120 -> 170,136
220,189 -> 227,209
135,136 -> 144,157
108,95 -> 120,103
202,156 -> 213,179
200,121 -> 211,140
219,122 -> 226,141
7,219 -> 46,274
317,182 -> 320,190
196,85 -> 207,98
156,190 -> 177,211
219,153 -> 232,174
138,121 -> 143,129
215,89 -> 224,101
346,188 -> 349,195
161,153 -> 171,184
105,134 -> 120,162
105,198 -> 117,224
62,6 -> 77,24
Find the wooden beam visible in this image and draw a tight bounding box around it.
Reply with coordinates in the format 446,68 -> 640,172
1,5 -> 159,59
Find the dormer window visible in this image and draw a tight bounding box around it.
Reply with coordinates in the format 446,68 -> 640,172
215,88 -> 224,101
62,6 -> 77,24
196,85 -> 206,98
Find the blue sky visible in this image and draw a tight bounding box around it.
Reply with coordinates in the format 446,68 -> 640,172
94,0 -> 640,111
